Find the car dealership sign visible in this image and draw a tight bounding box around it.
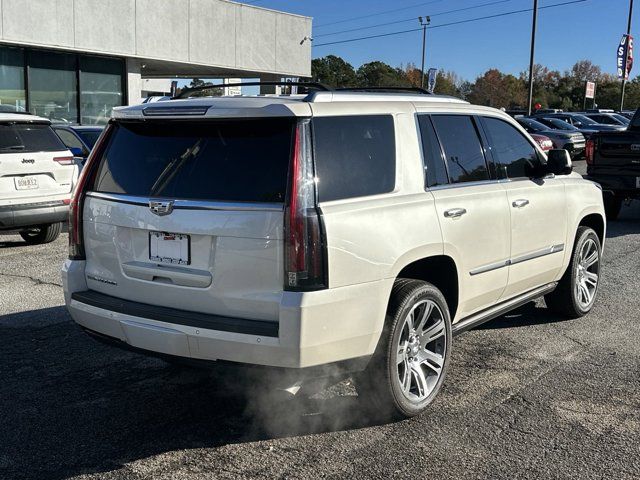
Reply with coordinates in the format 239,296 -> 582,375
617,34 -> 634,80
585,81 -> 596,99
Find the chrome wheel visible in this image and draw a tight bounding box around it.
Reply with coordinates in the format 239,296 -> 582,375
395,300 -> 446,403
575,238 -> 600,309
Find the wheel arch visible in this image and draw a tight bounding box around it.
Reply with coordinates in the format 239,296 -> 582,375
578,213 -> 605,246
395,255 -> 460,320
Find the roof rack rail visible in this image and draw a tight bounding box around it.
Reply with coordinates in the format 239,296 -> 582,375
173,81 -> 330,99
335,86 -> 432,95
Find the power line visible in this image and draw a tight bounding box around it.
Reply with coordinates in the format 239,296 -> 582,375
314,0 -> 517,39
314,0 -> 446,29
313,0 -> 587,47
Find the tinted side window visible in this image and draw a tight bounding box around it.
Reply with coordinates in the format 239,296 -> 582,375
417,115 -> 448,187
482,117 -> 540,179
55,129 -> 83,149
313,115 -> 395,202
431,115 -> 489,184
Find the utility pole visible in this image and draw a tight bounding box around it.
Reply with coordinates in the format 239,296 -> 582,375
527,0 -> 539,115
419,16 -> 431,88
620,0 -> 634,111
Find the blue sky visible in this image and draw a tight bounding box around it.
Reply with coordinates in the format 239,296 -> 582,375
243,0 -> 637,82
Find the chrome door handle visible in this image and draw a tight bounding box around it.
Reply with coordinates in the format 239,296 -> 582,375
512,199 -> 530,208
444,208 -> 467,218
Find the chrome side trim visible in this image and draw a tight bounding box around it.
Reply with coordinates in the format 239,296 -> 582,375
85,192 -> 284,212
510,243 -> 564,266
469,244 -> 564,276
452,282 -> 558,335
469,259 -> 510,276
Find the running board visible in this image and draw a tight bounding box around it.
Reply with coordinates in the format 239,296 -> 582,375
451,282 -> 558,336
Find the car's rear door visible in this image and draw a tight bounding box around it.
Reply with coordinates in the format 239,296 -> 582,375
421,114 -> 511,319
479,115 -> 567,299
83,117 -> 295,322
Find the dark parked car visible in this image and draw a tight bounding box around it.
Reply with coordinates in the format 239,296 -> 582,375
535,116 -> 599,141
516,117 -> 585,158
533,112 -> 626,132
52,125 -> 103,160
585,108 -> 640,219
581,112 -> 629,127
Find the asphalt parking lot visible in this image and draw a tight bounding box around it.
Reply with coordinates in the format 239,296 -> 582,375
1,166 -> 639,480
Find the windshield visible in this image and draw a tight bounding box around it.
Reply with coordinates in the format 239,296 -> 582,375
541,118 -> 577,131
611,113 -> 630,124
93,119 -> 294,203
570,114 -> 597,125
0,123 -> 67,153
517,118 -> 547,132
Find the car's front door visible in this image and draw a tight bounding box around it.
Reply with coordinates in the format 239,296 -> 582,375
480,116 -> 568,300
419,114 -> 511,320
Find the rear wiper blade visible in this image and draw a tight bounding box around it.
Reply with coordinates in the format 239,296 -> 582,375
0,145 -> 25,151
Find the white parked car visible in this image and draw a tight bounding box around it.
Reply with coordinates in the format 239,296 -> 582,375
62,89 -> 605,418
1,113 -> 77,244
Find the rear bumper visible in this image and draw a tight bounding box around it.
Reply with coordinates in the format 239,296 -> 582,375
585,172 -> 640,198
0,200 -> 68,229
62,260 -> 392,370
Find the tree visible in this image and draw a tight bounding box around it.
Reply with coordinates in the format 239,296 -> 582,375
434,70 -> 462,97
189,78 -> 206,88
311,55 -> 357,87
467,69 -> 526,108
187,78 -> 221,97
356,61 -> 409,87
403,63 -> 422,87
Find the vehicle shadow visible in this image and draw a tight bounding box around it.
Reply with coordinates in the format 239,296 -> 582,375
0,306 -> 381,480
0,232 -> 28,248
474,301 -> 571,330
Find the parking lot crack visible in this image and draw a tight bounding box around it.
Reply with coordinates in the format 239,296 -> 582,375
0,270 -> 62,288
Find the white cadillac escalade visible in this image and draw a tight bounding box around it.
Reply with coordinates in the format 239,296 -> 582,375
62,86 -> 605,418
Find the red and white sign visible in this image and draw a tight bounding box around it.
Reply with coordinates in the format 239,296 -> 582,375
585,81 -> 596,99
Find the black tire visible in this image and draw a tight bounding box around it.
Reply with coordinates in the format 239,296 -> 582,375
355,279 -> 452,419
603,194 -> 622,220
19,222 -> 62,245
545,226 -> 601,319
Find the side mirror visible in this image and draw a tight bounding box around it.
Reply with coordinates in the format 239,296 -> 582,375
546,149 -> 573,175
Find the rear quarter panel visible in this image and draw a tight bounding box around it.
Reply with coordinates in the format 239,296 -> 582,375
310,103 -> 444,290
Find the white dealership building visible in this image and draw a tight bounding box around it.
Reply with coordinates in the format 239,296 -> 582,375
0,0 -> 311,124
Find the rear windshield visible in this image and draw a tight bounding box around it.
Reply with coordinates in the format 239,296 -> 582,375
93,119 -> 294,203
0,123 -> 66,153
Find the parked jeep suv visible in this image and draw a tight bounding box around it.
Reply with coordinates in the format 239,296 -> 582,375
62,88 -> 605,418
1,113 -> 77,244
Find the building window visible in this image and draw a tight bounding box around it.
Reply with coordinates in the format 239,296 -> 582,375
80,56 -> 123,125
0,46 -> 26,112
29,50 -> 78,123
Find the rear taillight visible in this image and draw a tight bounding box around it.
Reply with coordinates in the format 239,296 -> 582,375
68,124 -> 113,260
585,139 -> 595,165
284,120 -> 327,291
53,156 -> 74,165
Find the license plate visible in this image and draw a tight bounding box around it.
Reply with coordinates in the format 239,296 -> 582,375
149,232 -> 190,265
14,176 -> 39,190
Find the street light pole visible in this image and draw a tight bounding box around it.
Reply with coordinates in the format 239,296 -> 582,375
419,16 -> 430,88
620,0 -> 634,111
527,0 -> 539,115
